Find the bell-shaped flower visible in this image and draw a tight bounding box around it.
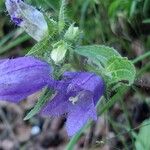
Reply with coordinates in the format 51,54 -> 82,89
5,0 -> 48,41
0,56 -> 53,103
41,72 -> 105,136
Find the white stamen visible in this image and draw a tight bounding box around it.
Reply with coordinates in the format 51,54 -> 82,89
68,91 -> 86,105
69,96 -> 78,105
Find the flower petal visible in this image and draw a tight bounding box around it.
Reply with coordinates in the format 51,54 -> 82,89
0,59 -> 8,64
63,71 -> 79,80
0,56 -> 51,102
64,72 -> 105,104
66,94 -> 97,136
40,92 -> 69,116
5,0 -> 48,41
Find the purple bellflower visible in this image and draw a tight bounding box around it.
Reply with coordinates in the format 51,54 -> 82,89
41,72 -> 105,136
5,0 -> 48,41
0,56 -> 105,136
0,56 -> 52,103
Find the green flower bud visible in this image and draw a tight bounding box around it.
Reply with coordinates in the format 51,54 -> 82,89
64,24 -> 79,41
51,41 -> 68,64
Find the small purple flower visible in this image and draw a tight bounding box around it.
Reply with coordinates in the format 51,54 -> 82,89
0,56 -> 52,103
41,72 -> 105,136
5,0 -> 48,41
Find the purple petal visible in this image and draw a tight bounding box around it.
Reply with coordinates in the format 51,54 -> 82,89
68,72 -> 102,92
0,59 -> 8,64
63,71 -> 79,80
66,94 -> 97,136
40,92 -> 69,116
12,17 -> 23,25
40,71 -> 105,136
65,72 -> 105,104
0,56 -> 51,103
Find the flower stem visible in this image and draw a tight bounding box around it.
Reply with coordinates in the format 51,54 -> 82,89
132,51 -> 150,64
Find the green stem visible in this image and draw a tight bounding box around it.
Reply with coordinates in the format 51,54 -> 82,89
65,122 -> 91,150
137,62 -> 150,77
0,30 -> 16,47
132,51 -> 150,64
0,34 -> 30,54
108,117 -> 128,150
120,99 -> 135,148
24,88 -> 53,120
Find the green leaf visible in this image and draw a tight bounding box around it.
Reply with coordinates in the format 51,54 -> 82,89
45,16 -> 58,36
24,88 -> 53,120
108,0 -> 131,17
130,0 -> 138,17
58,0 -> 66,33
74,45 -> 121,66
0,30 -> 17,47
143,0 -> 150,18
135,119 -> 150,150
0,34 -> 30,54
142,19 -> 150,24
26,36 -> 50,56
105,57 -> 136,85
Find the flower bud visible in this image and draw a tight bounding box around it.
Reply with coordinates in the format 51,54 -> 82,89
51,42 -> 68,64
64,24 -> 79,41
5,0 -> 48,41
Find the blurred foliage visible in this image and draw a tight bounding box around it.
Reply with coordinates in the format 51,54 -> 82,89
135,119 -> 150,150
0,0 -> 150,55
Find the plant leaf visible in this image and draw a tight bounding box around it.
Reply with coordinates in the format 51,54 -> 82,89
26,36 -> 50,56
74,45 -> 121,66
135,119 -> 150,150
24,88 -> 53,120
105,56 -> 136,86
143,0 -> 150,18
58,0 -> 66,33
